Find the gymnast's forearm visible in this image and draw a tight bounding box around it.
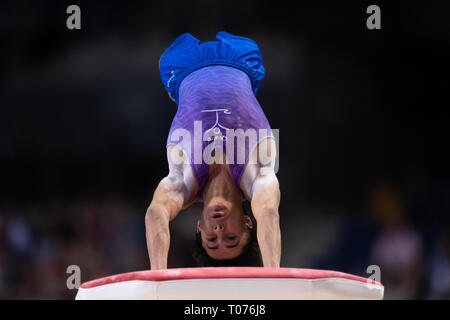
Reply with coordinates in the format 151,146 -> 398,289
255,209 -> 281,268
145,207 -> 171,270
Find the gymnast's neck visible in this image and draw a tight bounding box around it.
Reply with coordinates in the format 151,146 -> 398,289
201,162 -> 242,207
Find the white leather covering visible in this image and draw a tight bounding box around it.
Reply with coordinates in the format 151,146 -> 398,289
76,268 -> 384,300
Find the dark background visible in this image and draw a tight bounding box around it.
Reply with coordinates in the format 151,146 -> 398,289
0,0 -> 449,299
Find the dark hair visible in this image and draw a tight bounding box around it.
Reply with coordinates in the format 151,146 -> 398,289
192,202 -> 263,267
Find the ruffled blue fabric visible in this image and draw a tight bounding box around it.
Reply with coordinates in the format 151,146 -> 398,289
159,31 -> 265,104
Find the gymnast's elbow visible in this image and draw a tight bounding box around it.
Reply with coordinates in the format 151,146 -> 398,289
255,207 -> 279,227
145,205 -> 170,232
145,209 -> 170,248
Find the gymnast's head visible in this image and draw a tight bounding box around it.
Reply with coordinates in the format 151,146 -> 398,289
192,164 -> 263,266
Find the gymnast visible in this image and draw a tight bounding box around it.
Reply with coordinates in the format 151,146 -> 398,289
145,31 -> 281,269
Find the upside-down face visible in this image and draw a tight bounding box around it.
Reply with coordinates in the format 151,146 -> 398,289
197,200 -> 252,260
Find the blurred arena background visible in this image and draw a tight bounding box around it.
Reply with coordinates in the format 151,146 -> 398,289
0,0 -> 449,299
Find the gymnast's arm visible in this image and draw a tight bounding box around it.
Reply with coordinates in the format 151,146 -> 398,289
243,138 -> 281,268
250,168 -> 281,268
145,147 -> 196,270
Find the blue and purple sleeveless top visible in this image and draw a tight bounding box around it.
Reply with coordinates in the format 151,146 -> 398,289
159,31 -> 273,199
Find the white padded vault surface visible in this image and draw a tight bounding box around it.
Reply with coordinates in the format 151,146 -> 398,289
75,267 -> 384,300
